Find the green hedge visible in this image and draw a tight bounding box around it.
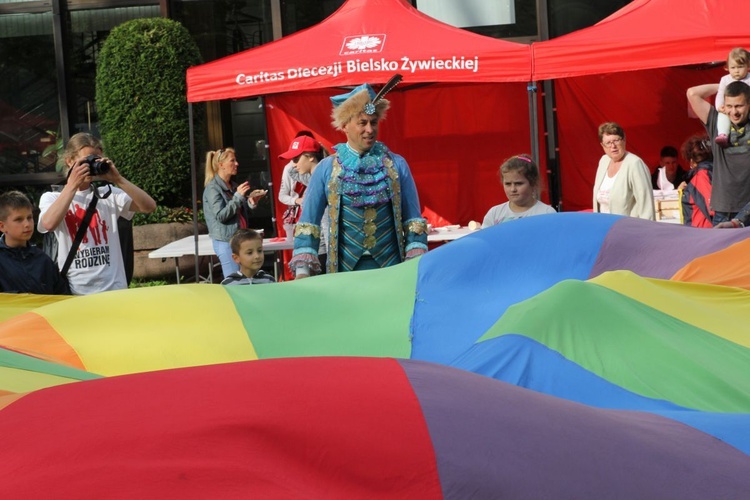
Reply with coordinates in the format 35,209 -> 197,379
96,18 -> 203,208
132,205 -> 205,226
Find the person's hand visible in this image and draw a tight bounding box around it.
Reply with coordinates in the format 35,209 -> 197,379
95,157 -> 122,184
676,181 -> 687,191
237,181 -> 252,198
295,273 -> 310,280
65,160 -> 93,191
248,189 -> 268,202
715,221 -> 737,229
295,196 -> 303,206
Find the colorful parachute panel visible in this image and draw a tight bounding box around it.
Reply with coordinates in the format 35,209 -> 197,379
0,213 -> 749,496
0,358 -> 749,498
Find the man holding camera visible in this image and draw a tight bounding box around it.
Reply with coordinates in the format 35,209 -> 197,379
38,132 -> 156,295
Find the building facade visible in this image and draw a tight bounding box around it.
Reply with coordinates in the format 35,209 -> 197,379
0,0 -> 629,191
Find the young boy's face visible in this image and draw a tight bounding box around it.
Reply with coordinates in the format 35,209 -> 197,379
232,238 -> 265,277
0,207 -> 34,248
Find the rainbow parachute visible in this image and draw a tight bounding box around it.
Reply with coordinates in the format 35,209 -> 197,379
1,213 -> 750,497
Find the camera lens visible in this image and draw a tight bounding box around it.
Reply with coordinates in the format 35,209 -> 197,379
85,154 -> 109,176
94,159 -> 110,175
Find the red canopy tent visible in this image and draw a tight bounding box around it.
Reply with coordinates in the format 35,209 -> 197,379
186,0 -> 750,242
531,0 -> 750,210
187,0 -> 530,101
186,0 -> 540,255
532,0 -> 745,80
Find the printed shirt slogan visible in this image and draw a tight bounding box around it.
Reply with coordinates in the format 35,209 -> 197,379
64,204 -> 112,270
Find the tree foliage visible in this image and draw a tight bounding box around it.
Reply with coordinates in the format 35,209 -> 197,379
96,18 -> 203,207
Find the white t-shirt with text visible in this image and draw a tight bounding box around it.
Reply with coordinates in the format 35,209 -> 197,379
38,186 -> 134,295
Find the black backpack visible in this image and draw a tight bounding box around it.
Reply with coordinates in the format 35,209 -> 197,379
41,184 -> 64,263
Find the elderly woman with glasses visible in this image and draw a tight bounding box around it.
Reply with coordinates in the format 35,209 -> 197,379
592,122 -> 655,220
203,147 -> 268,278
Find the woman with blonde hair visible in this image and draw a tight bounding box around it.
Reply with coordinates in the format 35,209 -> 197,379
203,147 -> 267,278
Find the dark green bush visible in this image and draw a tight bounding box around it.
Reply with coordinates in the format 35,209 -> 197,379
96,18 -> 203,208
132,205 -> 205,226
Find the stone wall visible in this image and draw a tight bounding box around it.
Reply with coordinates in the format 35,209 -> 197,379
133,222 -> 208,281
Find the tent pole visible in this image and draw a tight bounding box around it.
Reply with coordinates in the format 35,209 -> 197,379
541,80 -> 561,210
188,102 -> 200,281
528,82 -> 539,165
260,96 -> 278,236
535,0 -> 562,210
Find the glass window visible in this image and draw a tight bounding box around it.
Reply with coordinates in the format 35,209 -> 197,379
66,4 -> 160,137
548,0 -> 631,38
172,1 -> 275,226
172,0 -> 273,62
280,0 -> 343,36
0,10 -> 59,182
416,0 -> 537,39
417,0 -> 517,29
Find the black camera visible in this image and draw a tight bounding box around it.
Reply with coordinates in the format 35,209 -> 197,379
84,154 -> 110,176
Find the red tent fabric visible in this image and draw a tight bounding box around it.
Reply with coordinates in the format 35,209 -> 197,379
186,0 -> 750,235
531,0 -> 750,211
265,83 -> 539,227
185,0 -> 539,281
553,66 -> 724,211
186,0 -> 531,103
532,0 -> 747,80
265,83 -> 538,278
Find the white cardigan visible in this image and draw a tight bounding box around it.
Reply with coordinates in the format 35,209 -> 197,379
593,152 -> 655,220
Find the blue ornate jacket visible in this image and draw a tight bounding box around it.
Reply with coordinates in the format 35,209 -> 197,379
290,142 -> 428,274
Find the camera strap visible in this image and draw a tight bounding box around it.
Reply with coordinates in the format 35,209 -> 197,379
60,192 -> 99,277
92,181 -> 112,200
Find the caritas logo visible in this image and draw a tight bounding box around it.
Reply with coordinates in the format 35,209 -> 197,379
340,34 -> 386,55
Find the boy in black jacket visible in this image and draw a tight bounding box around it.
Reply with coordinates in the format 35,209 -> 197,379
0,191 -> 69,294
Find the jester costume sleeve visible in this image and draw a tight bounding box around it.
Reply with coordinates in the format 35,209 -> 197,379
290,142 -> 428,275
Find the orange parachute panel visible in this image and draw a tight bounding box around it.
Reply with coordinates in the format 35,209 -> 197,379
0,313 -> 84,370
671,239 -> 750,290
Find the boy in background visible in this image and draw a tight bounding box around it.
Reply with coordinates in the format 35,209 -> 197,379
221,229 -> 275,285
0,191 -> 70,294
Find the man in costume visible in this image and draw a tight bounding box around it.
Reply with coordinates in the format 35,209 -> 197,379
289,81 -> 428,277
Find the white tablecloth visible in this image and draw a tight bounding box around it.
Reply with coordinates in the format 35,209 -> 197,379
148,234 -> 294,260
149,227 -> 478,262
